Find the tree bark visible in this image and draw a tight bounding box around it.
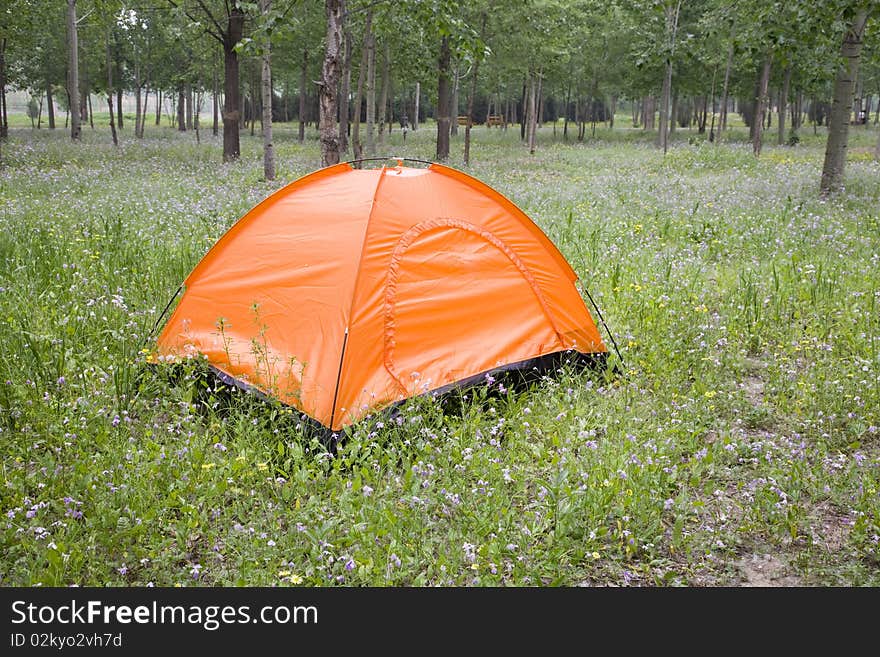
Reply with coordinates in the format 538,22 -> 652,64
377,40 -> 389,148
464,13 -> 487,166
212,61 -> 219,136
261,0 -> 275,179
319,0 -> 343,167
413,81 -> 419,130
338,28 -> 351,154
299,48 -> 307,143
527,74 -> 537,154
658,1 -> 680,153
435,36 -> 451,161
156,89 -> 161,126
46,81 -> 56,129
351,9 -> 371,160
185,83 -> 193,129
222,5 -> 244,162
365,28 -> 376,156
752,55 -> 772,157
106,39 -> 118,146
177,87 -> 186,130
450,64 -> 459,137
778,65 -> 791,145
67,0 -> 81,141
719,28 -> 734,136
821,10 -> 869,194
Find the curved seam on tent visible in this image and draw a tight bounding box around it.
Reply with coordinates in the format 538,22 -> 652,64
382,217 -> 567,394
329,165 -> 388,430
427,163 -> 578,282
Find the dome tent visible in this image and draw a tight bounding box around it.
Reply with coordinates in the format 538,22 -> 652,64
155,159 -> 612,435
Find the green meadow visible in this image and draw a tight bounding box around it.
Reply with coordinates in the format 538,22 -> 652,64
1,119 -> 878,586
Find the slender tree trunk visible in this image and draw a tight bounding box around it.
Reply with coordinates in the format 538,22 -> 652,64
821,10 -> 869,194
365,29 -> 376,156
435,35 -> 451,161
299,49 -> 307,143
134,67 -> 142,139
177,87 -> 186,130
87,93 -> 94,129
527,74 -> 538,154
753,55 -> 772,157
377,40 -> 389,148
222,6 -> 244,162
670,90 -> 678,134
450,64 -> 459,137
351,9 -> 371,160
155,89 -> 161,126
519,79 -> 527,140
658,1 -> 681,153
319,0 -> 343,167
67,0 -> 81,141
260,0 -> 275,179
46,81 -> 56,129
778,65 -> 791,145
106,39 -> 117,146
413,80 -> 419,130
185,82 -> 193,129
339,28 -> 351,154
464,14 -> 487,166
212,62 -> 219,136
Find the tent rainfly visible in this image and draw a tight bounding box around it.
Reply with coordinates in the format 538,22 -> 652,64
155,160 -> 610,433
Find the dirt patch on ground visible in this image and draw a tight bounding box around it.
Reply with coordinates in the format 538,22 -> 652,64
737,553 -> 802,586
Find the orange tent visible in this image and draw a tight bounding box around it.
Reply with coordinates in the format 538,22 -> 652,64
156,160 -> 609,432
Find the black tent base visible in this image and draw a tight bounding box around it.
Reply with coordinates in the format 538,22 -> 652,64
149,349 -> 612,452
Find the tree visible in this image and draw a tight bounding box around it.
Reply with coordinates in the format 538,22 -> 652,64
260,0 -> 275,179
821,9 -> 870,194
319,0 -> 344,166
167,0 -> 246,162
67,0 -> 81,141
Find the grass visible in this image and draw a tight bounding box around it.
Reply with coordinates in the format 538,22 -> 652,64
1,118 -> 878,586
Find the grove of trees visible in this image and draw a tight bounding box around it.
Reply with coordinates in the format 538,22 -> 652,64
1,0 -> 878,191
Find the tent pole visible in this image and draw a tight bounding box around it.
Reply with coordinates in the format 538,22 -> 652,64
580,283 -> 625,370
328,327 -> 349,434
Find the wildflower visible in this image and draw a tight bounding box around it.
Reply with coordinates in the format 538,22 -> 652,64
117,565 -> 128,576
190,564 -> 202,579
389,553 -> 402,568
362,485 -> 373,497
664,498 -> 674,511
345,558 -> 355,571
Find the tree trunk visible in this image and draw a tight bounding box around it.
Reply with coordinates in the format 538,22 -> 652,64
185,83 -> 193,129
413,81 -> 419,130
778,65 -> 791,145
299,49 -> 307,143
222,6 -> 244,162
177,87 -> 186,130
752,55 -> 772,157
106,39 -> 117,146
519,79 -> 527,140
212,62 -> 219,136
351,9 -> 371,160
719,28 -> 735,137
46,81 -> 56,129
319,0 -> 343,167
669,90 -> 678,134
365,29 -> 376,156
527,74 -> 537,154
464,14 -> 487,166
260,0 -> 275,179
377,40 -> 389,148
67,0 -> 81,141
450,64 -> 459,137
156,89 -> 161,126
338,28 -> 351,154
821,10 -> 869,194
435,36 -> 451,161
134,68 -> 142,139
